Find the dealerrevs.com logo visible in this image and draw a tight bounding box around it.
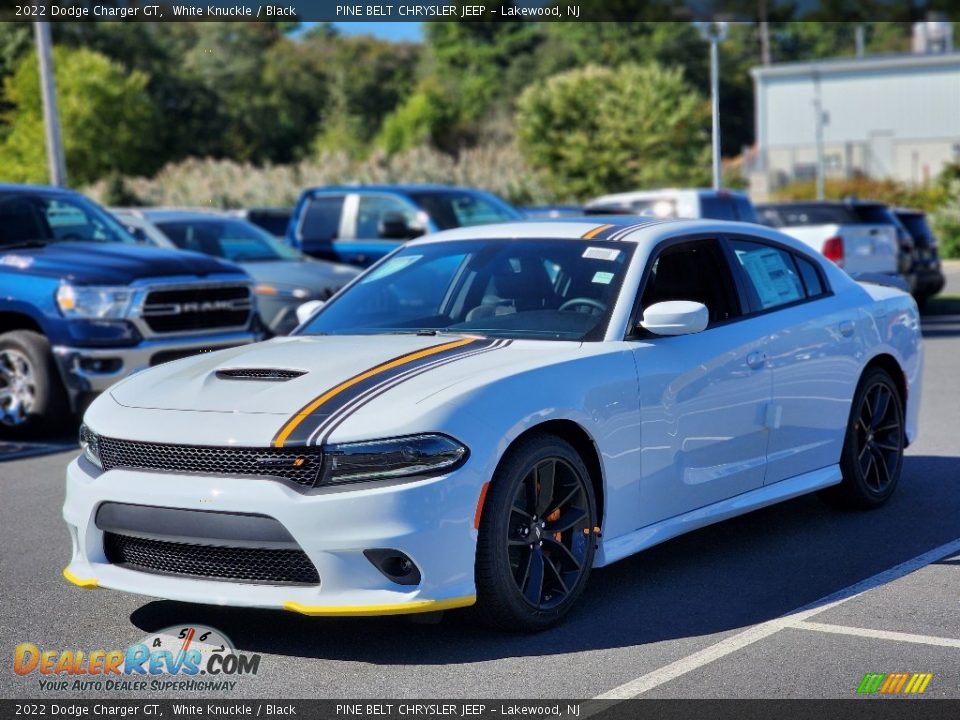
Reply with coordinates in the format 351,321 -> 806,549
856,672 -> 934,695
13,625 -> 261,693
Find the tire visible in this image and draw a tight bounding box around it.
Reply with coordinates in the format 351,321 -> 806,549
820,367 -> 905,510
0,330 -> 68,437
475,432 -> 597,632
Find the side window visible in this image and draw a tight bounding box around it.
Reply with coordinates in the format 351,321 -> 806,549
794,255 -> 826,297
640,239 -> 741,325
355,195 -> 418,239
699,196 -> 737,221
730,239 -> 806,310
299,195 -> 344,241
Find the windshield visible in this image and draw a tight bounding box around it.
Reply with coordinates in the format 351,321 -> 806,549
298,239 -> 633,342
408,191 -> 520,230
155,218 -> 300,262
0,192 -> 137,248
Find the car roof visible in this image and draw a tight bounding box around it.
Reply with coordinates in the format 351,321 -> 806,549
114,208 -> 233,223
301,184 -> 497,195
407,217 -> 811,252
0,183 -> 79,196
587,188 -> 750,205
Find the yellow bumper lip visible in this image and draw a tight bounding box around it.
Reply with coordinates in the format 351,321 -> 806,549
63,567 -> 99,589
283,595 -> 476,617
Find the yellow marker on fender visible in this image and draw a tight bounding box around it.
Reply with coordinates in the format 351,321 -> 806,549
582,224 -> 614,240
273,337 -> 477,447
63,568 -> 98,589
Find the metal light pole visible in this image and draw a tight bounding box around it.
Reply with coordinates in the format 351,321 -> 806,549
696,21 -> 728,190
813,70 -> 826,201
33,21 -> 67,187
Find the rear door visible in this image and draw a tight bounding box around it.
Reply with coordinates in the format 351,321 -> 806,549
630,237 -> 772,526
725,235 -> 861,484
293,192 -> 347,262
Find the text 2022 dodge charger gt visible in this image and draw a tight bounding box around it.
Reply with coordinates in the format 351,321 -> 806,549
64,218 -> 922,631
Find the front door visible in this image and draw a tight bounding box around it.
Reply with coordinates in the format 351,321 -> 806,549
631,238 -> 772,528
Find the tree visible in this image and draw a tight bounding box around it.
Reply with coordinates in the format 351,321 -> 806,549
0,46 -> 155,185
516,63 -> 710,199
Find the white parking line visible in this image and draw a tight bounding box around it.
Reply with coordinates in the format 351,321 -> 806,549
794,621 -> 960,649
594,536 -> 960,699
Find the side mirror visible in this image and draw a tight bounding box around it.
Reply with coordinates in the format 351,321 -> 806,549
639,301 -> 708,336
295,299 -> 325,325
378,212 -> 424,240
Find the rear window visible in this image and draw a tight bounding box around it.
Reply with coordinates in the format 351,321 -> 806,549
408,191 -> 518,230
300,196 -> 344,240
849,204 -> 896,225
897,213 -> 935,247
758,205 -> 857,227
699,196 -> 738,221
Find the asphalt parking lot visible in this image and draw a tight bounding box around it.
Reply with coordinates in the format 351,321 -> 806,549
2,265 -> 959,701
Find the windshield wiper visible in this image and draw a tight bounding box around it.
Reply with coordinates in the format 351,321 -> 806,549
0,239 -> 48,250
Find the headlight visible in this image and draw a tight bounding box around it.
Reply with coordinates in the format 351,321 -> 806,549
78,424 -> 102,469
254,284 -> 312,300
321,434 -> 467,485
57,284 -> 134,319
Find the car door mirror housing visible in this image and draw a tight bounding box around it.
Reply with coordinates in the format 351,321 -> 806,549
639,301 -> 709,336
296,299 -> 325,325
378,212 -> 424,240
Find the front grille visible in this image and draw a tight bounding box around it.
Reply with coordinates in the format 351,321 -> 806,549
98,436 -> 322,487
104,532 -> 320,585
142,285 -> 251,334
215,368 -> 306,381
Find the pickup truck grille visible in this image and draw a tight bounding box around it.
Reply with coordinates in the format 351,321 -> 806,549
142,285 -> 251,334
97,435 -> 323,487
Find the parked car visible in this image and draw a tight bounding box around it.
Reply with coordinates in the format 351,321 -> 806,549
0,185 -> 259,435
112,209 -> 361,335
285,185 -> 523,267
756,201 -> 906,285
230,207 -> 293,238
585,188 -> 759,223
68,217 -> 921,631
894,208 -> 945,306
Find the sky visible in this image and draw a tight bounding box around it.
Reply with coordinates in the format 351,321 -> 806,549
330,22 -> 424,42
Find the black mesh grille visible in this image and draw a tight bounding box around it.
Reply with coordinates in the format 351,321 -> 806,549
143,285 -> 251,333
104,532 -> 320,585
98,436 -> 322,487
215,368 -> 306,381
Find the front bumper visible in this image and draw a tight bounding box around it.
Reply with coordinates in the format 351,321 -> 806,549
52,331 -> 258,409
62,457 -> 479,615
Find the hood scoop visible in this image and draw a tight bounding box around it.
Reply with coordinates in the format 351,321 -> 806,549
214,368 -> 307,382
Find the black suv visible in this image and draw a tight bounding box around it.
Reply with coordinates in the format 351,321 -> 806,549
894,208 -> 945,306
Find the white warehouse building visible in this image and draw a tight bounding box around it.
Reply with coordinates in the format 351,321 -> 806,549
749,50 -> 960,198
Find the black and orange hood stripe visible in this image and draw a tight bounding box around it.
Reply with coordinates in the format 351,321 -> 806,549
272,337 -> 508,448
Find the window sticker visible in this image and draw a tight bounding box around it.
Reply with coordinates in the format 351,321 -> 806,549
592,271 -> 615,285
582,246 -> 621,261
361,255 -> 422,283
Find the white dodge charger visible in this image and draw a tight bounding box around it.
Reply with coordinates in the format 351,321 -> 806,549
65,218 -> 922,631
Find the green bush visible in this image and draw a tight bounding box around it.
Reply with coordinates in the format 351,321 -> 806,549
515,63 -> 711,200
0,46 -> 155,185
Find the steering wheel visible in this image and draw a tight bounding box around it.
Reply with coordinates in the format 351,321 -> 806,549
558,297 -> 607,315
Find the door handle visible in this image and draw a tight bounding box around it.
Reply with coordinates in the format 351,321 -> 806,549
746,351 -> 767,369
839,319 -> 855,337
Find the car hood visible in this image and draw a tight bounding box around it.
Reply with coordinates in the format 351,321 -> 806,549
241,259 -> 360,290
110,334 -> 580,417
0,242 -> 243,283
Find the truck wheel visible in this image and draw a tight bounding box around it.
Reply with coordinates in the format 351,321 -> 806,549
0,330 -> 68,436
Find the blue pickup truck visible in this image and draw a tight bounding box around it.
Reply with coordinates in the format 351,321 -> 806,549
284,185 -> 522,267
0,184 -> 259,435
